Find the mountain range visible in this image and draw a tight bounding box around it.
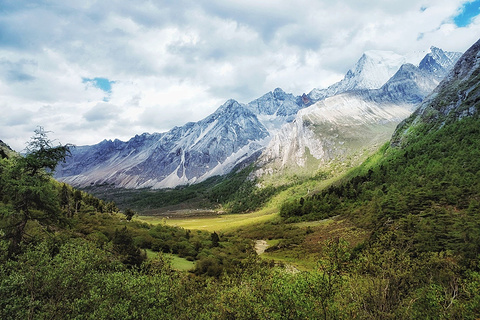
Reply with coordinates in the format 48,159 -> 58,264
2,37 -> 480,320
54,47 -> 463,189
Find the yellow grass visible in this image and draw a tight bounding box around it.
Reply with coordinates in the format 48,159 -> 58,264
137,207 -> 278,232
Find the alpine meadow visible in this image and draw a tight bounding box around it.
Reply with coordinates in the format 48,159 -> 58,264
2,5 -> 480,320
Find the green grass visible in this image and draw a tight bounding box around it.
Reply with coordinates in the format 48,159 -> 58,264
145,248 -> 158,260
260,251 -> 318,271
145,249 -> 195,271
291,218 -> 337,228
265,239 -> 281,247
137,208 -> 278,232
167,254 -> 195,271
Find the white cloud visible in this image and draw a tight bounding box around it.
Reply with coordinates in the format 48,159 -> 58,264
0,0 -> 479,151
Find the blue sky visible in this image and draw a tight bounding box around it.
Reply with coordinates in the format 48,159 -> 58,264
83,78 -> 115,94
83,77 -> 115,101
1,0 -> 479,150
454,0 -> 480,26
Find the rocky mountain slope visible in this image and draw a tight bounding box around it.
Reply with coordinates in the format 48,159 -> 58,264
393,39 -> 480,145
307,50 -> 408,101
57,100 -> 272,189
0,140 -> 15,159
256,47 -> 462,177
276,37 -> 480,319
306,47 -> 461,102
55,47 -> 461,189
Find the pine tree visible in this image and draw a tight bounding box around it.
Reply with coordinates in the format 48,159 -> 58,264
1,128 -> 70,255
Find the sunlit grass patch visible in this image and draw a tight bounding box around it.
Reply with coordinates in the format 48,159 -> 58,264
137,209 -> 278,232
145,249 -> 195,271
265,239 -> 281,247
261,251 -> 317,271
167,254 -> 195,271
291,217 -> 337,228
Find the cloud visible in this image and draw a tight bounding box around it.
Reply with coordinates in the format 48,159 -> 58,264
1,106 -> 32,126
83,102 -> 119,122
0,58 -> 37,82
0,0 -> 480,151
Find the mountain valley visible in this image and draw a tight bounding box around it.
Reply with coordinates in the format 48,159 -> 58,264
1,36 -> 480,319
55,46 -> 462,192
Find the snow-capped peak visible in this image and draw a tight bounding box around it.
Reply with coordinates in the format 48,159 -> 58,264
308,50 -> 408,101
54,45 -> 463,190
342,50 -> 407,90
418,47 -> 463,78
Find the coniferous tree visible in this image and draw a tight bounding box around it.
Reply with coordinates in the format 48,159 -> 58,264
73,190 -> 82,214
124,208 -> 136,221
60,183 -> 72,217
113,226 -> 146,266
1,128 -> 70,254
211,231 -> 220,247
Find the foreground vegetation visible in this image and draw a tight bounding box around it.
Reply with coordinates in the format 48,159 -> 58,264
2,107 -> 480,319
4,41 -> 480,318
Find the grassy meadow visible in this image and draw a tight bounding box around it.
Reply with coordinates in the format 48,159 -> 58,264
146,249 -> 195,271
137,207 -> 278,232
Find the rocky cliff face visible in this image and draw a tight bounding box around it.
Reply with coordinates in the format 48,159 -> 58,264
55,46 -> 462,189
259,93 -> 412,171
392,39 -> 480,146
378,63 -> 438,104
418,47 -> 463,81
0,140 -> 15,159
57,100 -> 274,188
256,48 -> 462,176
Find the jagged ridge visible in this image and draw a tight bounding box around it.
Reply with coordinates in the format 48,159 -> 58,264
55,47 -> 462,189
257,47 -> 461,176
392,39 -> 480,146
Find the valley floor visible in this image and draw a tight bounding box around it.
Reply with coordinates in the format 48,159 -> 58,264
138,211 -> 369,272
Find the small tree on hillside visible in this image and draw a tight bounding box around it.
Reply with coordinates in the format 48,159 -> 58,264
211,231 -> 220,247
113,226 -> 146,266
60,183 -> 72,217
22,127 -> 71,176
73,190 -> 82,213
124,208 -> 136,221
1,127 -> 71,255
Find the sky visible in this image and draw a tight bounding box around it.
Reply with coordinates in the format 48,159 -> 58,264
1,0 -> 480,151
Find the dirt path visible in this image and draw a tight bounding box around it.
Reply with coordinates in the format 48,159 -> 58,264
254,240 -> 269,255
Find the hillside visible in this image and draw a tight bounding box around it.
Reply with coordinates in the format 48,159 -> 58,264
277,38 -> 480,317
281,38 -> 480,229
257,47 -> 462,181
